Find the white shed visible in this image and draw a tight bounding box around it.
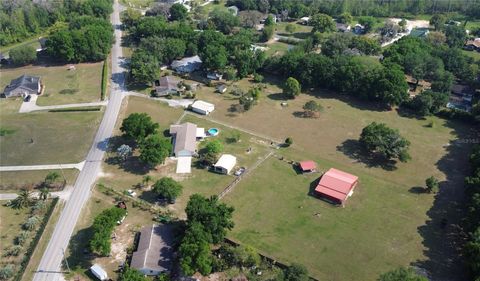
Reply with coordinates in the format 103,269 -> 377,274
90,264 -> 108,281
213,154 -> 237,175
191,100 -> 215,115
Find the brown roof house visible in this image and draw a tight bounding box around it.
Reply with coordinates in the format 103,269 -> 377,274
131,224 -> 175,276
154,76 -> 181,97
3,75 -> 41,98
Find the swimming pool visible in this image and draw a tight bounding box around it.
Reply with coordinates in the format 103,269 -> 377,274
207,128 -> 219,136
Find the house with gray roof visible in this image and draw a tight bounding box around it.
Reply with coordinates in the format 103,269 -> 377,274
170,122 -> 198,157
171,55 -> 202,74
154,76 -> 181,96
131,224 -> 174,276
3,75 -> 41,98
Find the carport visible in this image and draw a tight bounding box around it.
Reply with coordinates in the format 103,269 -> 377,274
176,156 -> 192,174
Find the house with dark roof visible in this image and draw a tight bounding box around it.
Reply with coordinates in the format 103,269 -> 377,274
154,76 -> 181,96
131,224 -> 174,276
3,75 -> 41,98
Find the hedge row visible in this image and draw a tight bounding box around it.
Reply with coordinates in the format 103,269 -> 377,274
49,107 -> 101,112
101,59 -> 108,101
14,198 -> 59,281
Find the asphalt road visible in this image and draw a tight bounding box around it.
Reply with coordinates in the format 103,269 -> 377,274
32,1 -> 126,280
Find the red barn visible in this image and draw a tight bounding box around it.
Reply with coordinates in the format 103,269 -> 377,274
299,161 -> 316,173
315,168 -> 358,205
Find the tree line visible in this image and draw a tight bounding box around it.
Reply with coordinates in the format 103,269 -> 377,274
0,0 -> 113,47
226,0 -> 480,19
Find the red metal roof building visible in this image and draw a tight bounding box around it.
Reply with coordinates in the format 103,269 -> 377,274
299,161 -> 316,173
315,168 -> 358,205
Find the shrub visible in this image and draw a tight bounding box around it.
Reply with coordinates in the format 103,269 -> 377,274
89,207 -> 127,256
285,137 -> 293,147
153,177 -> 183,203
9,45 -> 36,65
4,245 -> 22,257
15,231 -> 30,246
0,264 -> 14,280
23,216 -> 40,231
253,73 -> 264,83
101,59 -> 108,101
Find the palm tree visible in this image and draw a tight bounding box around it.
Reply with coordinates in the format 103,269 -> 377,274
142,175 -> 153,188
9,188 -> 33,209
44,171 -> 61,187
39,188 -> 50,201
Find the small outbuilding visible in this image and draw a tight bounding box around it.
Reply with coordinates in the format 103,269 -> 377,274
191,100 -> 215,115
315,168 -> 358,205
213,154 -> 237,174
3,75 -> 41,98
298,161 -> 316,173
216,84 -> 228,94
207,72 -> 223,80
90,264 -> 108,281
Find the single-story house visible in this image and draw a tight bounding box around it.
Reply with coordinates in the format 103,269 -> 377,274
409,28 -> 429,38
464,38 -> 480,52
191,100 -> 215,115
170,122 -> 198,157
207,72 -> 223,80
131,224 -> 174,276
299,161 -> 316,173
315,168 -> 358,205
336,23 -> 351,32
299,17 -> 310,25
171,55 -> 202,74
353,24 -> 365,34
3,75 -> 41,98
90,264 -> 108,281
227,5 -> 239,16
216,84 -> 227,94
213,154 -> 237,174
154,75 -> 181,96
448,84 -> 474,112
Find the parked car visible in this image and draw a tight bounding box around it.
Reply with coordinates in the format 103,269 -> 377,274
24,95 -> 31,102
234,167 -> 246,176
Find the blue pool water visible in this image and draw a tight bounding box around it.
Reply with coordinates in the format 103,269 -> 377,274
208,128 -> 219,136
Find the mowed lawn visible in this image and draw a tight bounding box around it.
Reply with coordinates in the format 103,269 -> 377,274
0,63 -> 103,105
192,77 -> 472,280
0,169 -> 79,191
100,96 -> 271,217
223,154 -> 433,281
0,99 -> 103,165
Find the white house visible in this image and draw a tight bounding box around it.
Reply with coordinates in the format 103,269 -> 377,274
213,154 -> 237,174
90,264 -> 108,281
191,100 -> 215,115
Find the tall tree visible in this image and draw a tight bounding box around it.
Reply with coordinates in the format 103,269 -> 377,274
9,45 -> 36,65
153,177 -> 183,202
120,113 -> 159,142
129,49 -> 160,84
360,122 -> 411,162
169,3 -> 188,21
139,134 -> 172,167
185,194 -> 234,243
310,13 -> 336,33
283,77 -> 301,99
179,222 -> 212,275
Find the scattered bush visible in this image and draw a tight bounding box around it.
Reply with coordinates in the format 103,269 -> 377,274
23,216 -> 40,231
0,264 -> 14,280
15,231 -> 30,246
153,177 -> 183,203
285,137 -> 293,147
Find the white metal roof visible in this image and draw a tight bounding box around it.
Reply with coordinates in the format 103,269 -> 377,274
214,154 -> 237,172
90,264 -> 107,280
192,100 -> 215,112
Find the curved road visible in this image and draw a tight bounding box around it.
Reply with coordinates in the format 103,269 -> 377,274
32,1 -> 126,280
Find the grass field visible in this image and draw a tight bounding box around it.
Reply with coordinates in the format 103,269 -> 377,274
0,63 -> 103,106
190,76 -> 472,280
462,49 -> 480,62
99,96 -> 271,217
0,99 -> 103,165
0,169 -> 79,191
